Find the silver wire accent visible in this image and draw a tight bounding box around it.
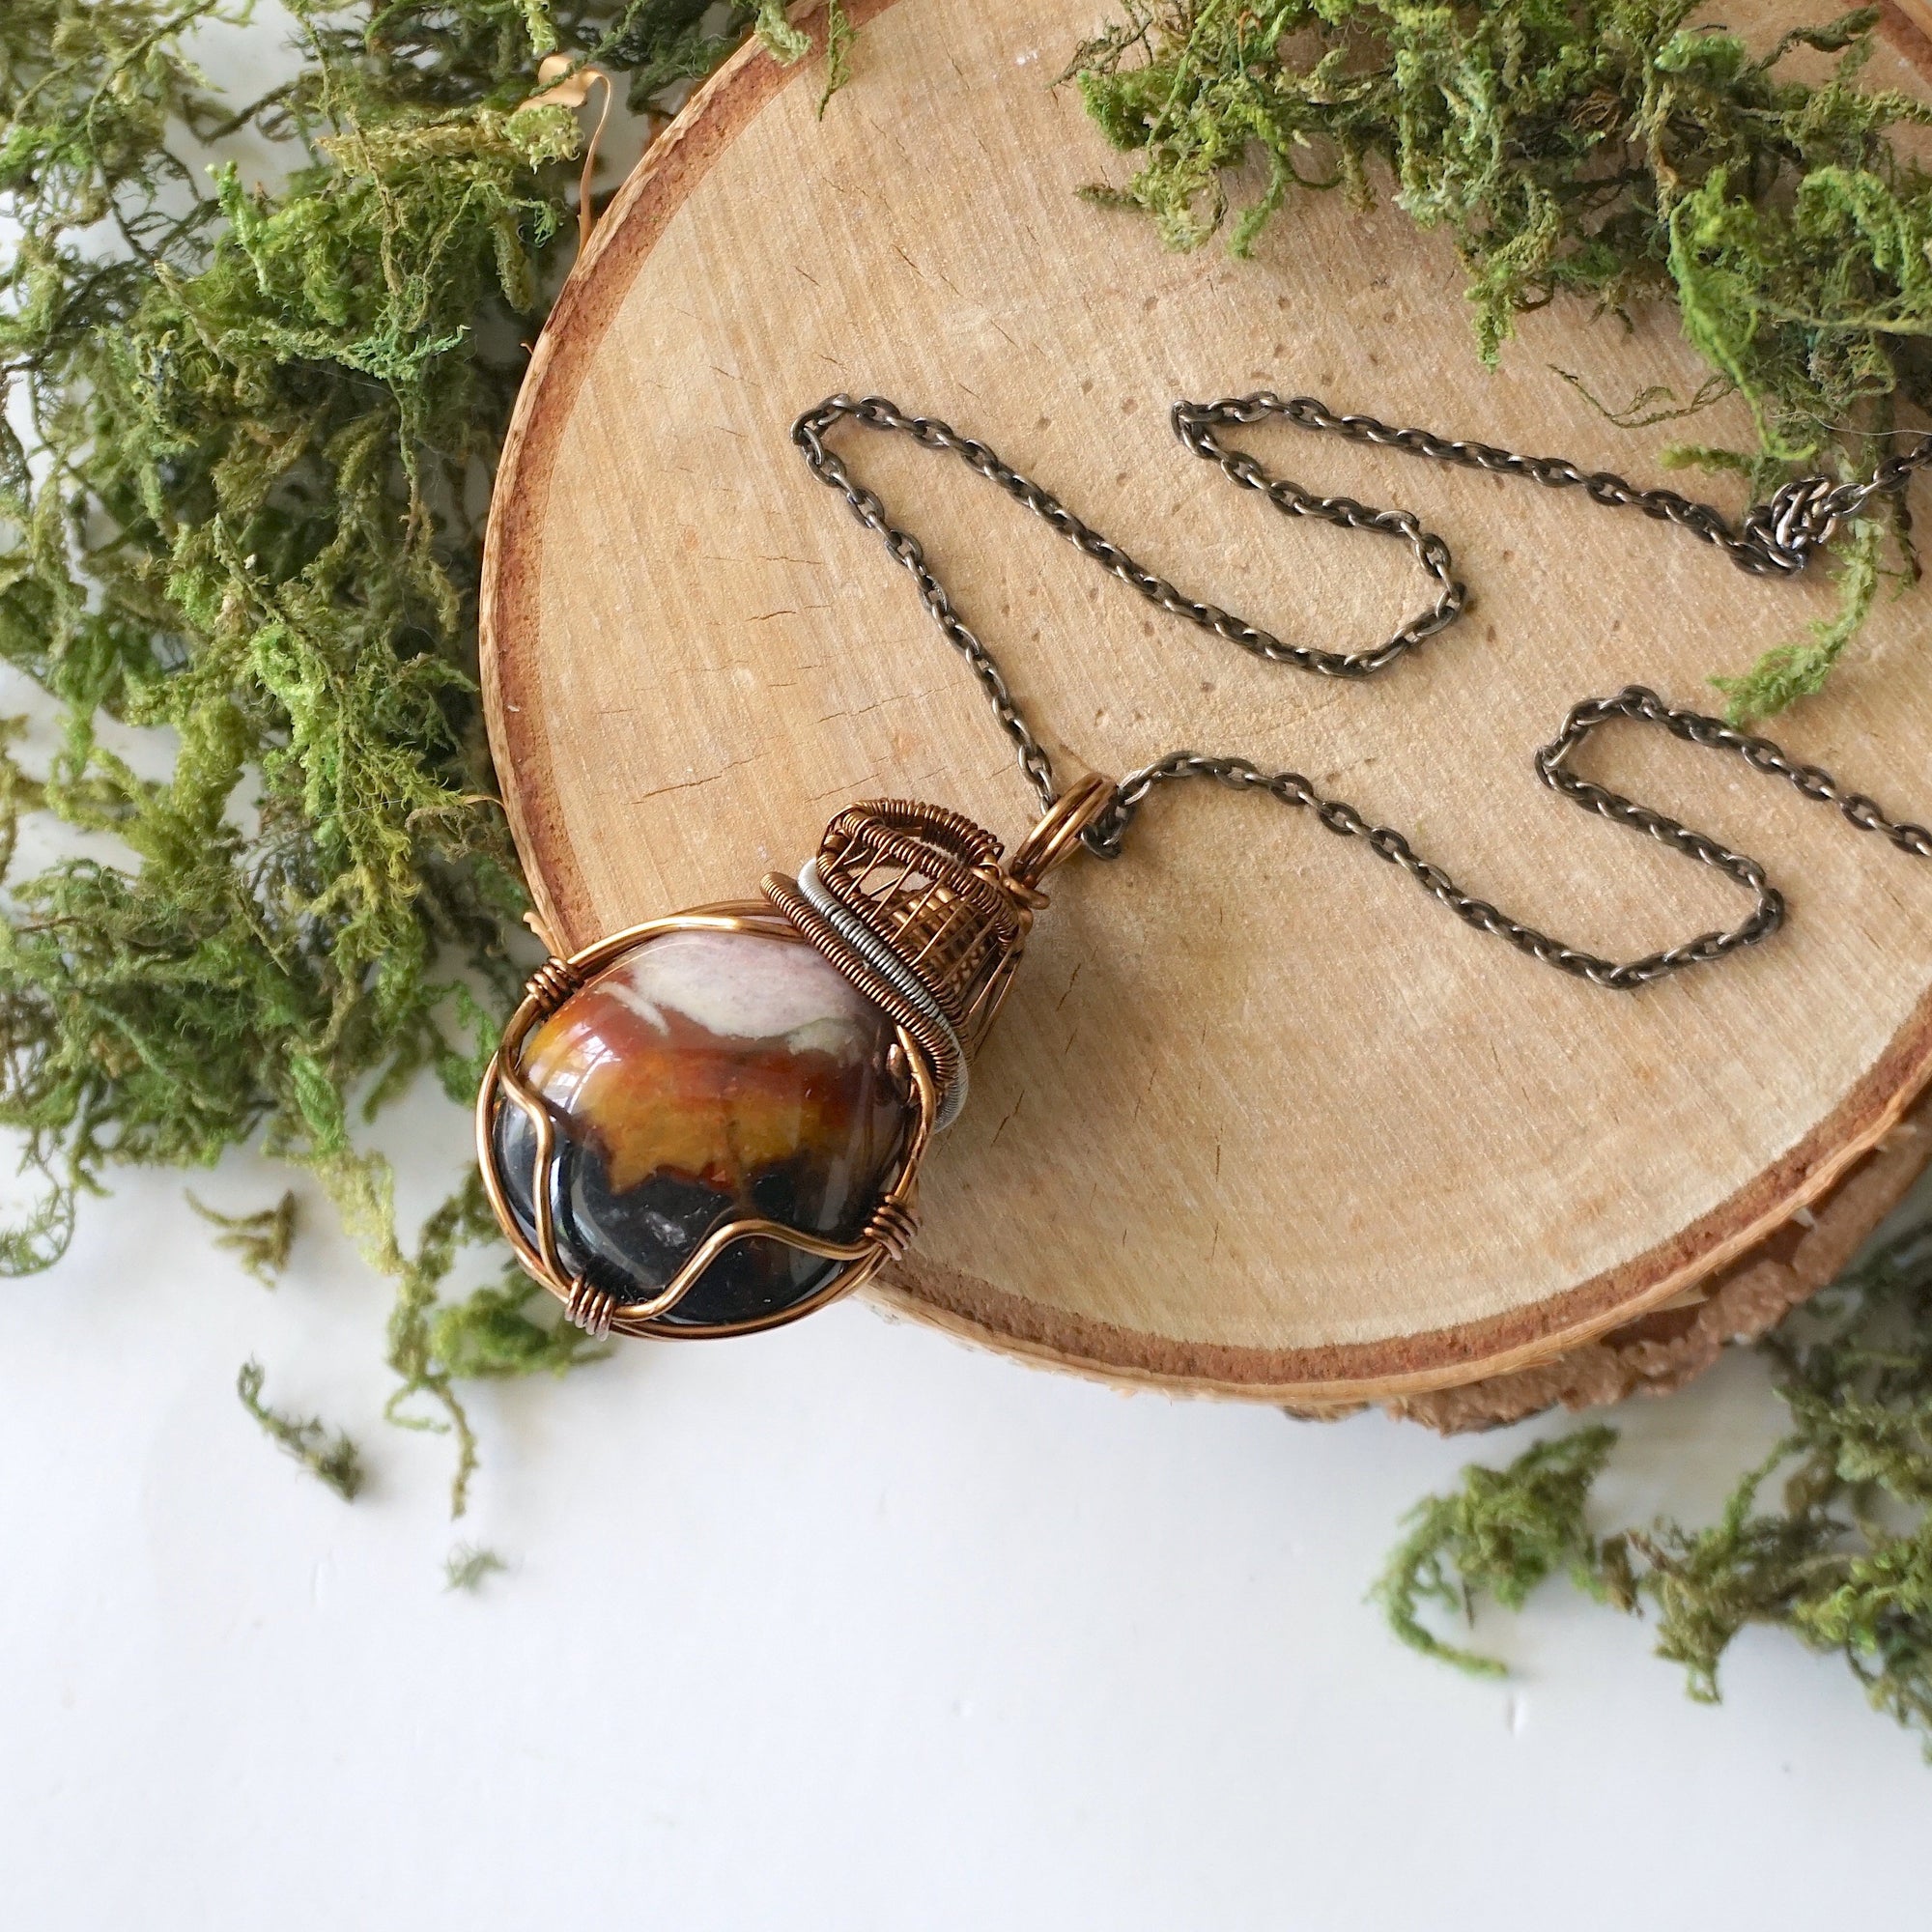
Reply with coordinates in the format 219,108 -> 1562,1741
796,858 -> 970,1128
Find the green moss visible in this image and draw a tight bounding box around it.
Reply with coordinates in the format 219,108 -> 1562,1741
0,0 -> 769,1514
1710,512 -> 1889,717
1069,0 -> 1932,716
1382,1219 -> 1932,1751
189,1189 -> 299,1286
444,1541 -> 508,1589
819,0 -> 853,114
237,1358 -> 365,1499
1375,1425 -> 1623,1674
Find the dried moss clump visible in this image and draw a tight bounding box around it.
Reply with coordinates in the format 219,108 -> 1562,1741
0,0 -> 822,1509
1070,0 -> 1932,716
237,1358 -> 366,1500
1380,1218 -> 1932,1749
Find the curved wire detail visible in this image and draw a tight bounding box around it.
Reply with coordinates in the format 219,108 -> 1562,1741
821,796 -> 1004,873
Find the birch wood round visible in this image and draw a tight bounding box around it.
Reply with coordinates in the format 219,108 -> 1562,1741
482,0 -> 1932,1405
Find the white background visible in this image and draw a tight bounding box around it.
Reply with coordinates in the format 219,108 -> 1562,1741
5,9 -> 1930,1929
5,1106 -> 1929,1931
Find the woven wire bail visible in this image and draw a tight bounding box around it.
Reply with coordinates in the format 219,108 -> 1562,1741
762,791 -> 1090,1116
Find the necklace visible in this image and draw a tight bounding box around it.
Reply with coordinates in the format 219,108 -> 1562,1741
477,392 -> 1932,1341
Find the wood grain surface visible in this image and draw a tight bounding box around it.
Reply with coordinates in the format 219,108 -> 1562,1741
482,0 -> 1932,1399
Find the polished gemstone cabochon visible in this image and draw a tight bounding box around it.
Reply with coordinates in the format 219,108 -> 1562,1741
492,923 -> 912,1330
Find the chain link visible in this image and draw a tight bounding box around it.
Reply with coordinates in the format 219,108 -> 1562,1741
791,393 -> 1932,990
1171,393 -> 1932,578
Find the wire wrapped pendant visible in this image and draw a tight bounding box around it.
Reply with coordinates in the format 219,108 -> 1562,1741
475,773 -> 1116,1338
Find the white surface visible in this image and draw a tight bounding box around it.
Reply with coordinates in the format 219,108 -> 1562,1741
3,1123 -> 1929,1931
5,12 -> 1929,1928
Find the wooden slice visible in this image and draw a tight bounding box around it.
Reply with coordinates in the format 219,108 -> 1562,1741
482,0 -> 1932,1403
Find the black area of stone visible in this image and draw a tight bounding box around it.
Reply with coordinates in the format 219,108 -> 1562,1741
491,1100 -> 857,1331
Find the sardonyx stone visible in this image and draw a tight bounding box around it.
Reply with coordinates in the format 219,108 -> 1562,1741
491,923 -> 912,1332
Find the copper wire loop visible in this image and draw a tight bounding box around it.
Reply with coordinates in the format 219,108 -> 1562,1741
564,1276 -> 619,1340
863,1198 -> 919,1260
1008,771 -> 1119,889
524,955 -> 583,1015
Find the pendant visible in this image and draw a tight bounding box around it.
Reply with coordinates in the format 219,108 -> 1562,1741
476,772 -> 1116,1339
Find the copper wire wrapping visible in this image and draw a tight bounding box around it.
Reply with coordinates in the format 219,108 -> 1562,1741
760,872 -> 965,1101
475,781 -> 1115,1341
763,795 -> 1039,1079
475,908 -> 942,1341
564,1276 -> 620,1340
862,1197 -> 920,1260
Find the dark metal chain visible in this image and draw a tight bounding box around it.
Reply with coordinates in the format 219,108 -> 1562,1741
790,392 -> 1932,990
1171,393 -> 1932,581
